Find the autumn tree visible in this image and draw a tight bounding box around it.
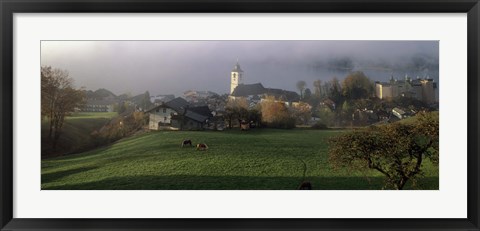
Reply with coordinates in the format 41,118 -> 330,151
291,102 -> 312,125
41,66 -> 85,150
260,96 -> 295,128
342,71 -> 374,100
328,112 -> 439,189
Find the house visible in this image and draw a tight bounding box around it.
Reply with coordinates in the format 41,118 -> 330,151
150,94 -> 175,105
376,110 -> 390,120
320,98 -> 336,111
375,76 -> 437,104
352,109 -> 378,125
184,90 -> 218,103
146,97 -> 212,130
392,107 -> 407,119
82,99 -> 117,112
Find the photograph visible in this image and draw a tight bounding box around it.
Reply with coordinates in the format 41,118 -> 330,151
2,0 -> 478,229
40,40 -> 440,190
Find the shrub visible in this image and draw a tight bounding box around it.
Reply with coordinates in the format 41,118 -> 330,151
311,122 -> 328,129
90,112 -> 146,147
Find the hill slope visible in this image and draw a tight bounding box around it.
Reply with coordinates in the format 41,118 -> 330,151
41,128 -> 438,190
41,112 -> 117,157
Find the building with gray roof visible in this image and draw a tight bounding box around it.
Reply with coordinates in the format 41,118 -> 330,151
146,97 -> 212,130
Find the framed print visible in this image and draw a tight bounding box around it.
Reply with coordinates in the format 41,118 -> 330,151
1,0 -> 479,230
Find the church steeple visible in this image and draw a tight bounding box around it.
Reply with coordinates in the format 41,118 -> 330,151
230,60 -> 244,94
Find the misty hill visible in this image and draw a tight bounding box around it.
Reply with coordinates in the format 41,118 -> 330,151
85,88 -> 117,100
308,54 -> 439,74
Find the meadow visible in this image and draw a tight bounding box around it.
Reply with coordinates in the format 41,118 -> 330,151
41,128 -> 439,190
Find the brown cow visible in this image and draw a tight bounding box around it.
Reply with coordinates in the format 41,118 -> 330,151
196,143 -> 208,151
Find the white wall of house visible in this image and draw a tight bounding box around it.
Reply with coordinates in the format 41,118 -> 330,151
83,104 -> 114,112
148,107 -> 177,130
421,80 -> 435,104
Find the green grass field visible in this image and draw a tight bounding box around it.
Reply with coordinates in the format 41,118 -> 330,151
42,112 -> 117,157
41,128 -> 439,190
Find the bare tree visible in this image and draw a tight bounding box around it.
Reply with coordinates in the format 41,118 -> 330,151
225,97 -> 248,129
296,80 -> 306,99
41,66 -> 85,150
313,79 -> 322,98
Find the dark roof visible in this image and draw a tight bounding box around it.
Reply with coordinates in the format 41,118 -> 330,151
146,97 -> 212,123
231,83 -> 266,97
184,110 -> 210,123
322,98 -> 336,106
265,88 -> 300,102
232,62 -> 243,72
392,107 -> 406,114
165,97 -> 189,112
146,97 -> 188,113
188,106 -> 212,117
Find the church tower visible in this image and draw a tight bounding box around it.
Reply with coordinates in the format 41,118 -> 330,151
230,60 -> 244,94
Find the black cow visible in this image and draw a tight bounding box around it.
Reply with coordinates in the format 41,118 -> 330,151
181,139 -> 192,147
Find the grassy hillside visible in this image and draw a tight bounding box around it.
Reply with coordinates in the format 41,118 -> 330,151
41,128 -> 439,190
41,112 -> 117,157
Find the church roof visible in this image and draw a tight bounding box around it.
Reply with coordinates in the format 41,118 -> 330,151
265,88 -> 300,102
231,83 -> 266,97
232,62 -> 243,72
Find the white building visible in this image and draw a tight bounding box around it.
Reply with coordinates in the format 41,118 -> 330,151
375,76 -> 437,104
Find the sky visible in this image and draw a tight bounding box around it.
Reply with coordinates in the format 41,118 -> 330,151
41,40 -> 439,97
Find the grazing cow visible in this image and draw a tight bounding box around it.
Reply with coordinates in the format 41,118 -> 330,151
181,139 -> 192,147
196,143 -> 208,151
297,181 -> 312,190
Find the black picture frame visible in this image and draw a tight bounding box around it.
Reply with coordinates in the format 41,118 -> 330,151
1,0 -> 479,230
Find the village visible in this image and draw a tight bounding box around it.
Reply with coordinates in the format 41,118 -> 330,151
81,61 -> 439,131
40,39 -> 440,191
